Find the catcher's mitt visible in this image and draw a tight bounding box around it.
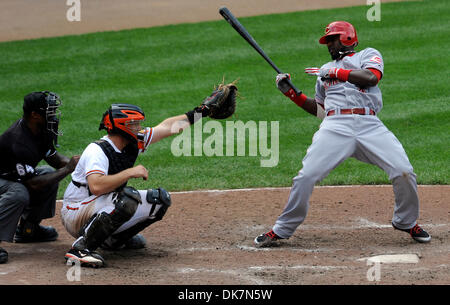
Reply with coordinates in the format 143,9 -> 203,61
201,80 -> 238,119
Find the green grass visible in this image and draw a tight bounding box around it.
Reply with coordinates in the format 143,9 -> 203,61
0,0 -> 448,197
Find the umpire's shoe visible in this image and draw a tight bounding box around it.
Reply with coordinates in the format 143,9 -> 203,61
65,249 -> 105,268
14,220 -> 58,243
254,230 -> 283,248
0,247 -> 8,264
393,223 -> 431,243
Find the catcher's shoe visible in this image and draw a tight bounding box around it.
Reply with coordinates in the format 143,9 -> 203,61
14,221 -> 58,243
123,234 -> 146,249
65,248 -> 105,268
254,230 -> 282,248
393,223 -> 431,243
0,247 -> 8,264
101,234 -> 147,250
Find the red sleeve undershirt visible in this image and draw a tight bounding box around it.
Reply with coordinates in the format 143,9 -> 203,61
368,68 -> 382,82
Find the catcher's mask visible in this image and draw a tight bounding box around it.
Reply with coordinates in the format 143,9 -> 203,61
23,91 -> 62,146
99,104 -> 145,143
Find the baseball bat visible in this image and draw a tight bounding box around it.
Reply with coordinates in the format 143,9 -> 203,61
219,6 -> 301,95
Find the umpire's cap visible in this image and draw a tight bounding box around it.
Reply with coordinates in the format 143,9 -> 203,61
23,91 -> 61,116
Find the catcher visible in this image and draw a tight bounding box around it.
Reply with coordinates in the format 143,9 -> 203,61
62,82 -> 237,267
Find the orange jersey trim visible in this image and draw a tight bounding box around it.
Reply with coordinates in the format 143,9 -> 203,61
145,128 -> 153,147
66,196 -> 98,211
86,170 -> 106,176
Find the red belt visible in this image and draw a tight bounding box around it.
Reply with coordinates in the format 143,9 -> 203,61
327,108 -> 375,116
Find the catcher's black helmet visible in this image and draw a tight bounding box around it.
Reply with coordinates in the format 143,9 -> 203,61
99,104 -> 145,143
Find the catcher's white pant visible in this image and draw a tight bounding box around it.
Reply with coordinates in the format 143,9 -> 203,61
272,115 -> 419,239
61,190 -> 162,238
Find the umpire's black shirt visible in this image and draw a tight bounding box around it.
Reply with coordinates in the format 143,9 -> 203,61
0,119 -> 56,182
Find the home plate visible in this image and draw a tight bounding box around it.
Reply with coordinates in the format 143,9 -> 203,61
358,254 -> 420,264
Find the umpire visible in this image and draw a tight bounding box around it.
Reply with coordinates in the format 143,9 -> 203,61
0,91 -> 79,264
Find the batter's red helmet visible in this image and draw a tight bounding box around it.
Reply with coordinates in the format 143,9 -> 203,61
319,21 -> 358,47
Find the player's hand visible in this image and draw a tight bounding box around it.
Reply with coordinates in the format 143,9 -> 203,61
128,165 -> 148,181
319,67 -> 339,79
275,73 -> 292,94
305,67 -> 340,79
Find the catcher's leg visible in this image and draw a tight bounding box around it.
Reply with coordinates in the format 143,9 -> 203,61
102,188 -> 172,249
272,118 -> 356,239
66,187 -> 141,267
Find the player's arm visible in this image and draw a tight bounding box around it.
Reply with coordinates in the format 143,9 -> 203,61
300,96 -> 324,118
86,165 -> 148,196
347,69 -> 380,87
149,114 -> 191,144
24,155 -> 79,191
311,67 -> 382,88
148,83 -> 237,145
275,73 -> 325,119
45,151 -> 71,169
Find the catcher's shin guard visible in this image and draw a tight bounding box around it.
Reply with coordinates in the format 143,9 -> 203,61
73,187 -> 142,251
103,188 -> 172,249
146,187 -> 171,220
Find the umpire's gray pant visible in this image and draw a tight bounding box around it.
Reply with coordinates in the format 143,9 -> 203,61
0,166 -> 59,242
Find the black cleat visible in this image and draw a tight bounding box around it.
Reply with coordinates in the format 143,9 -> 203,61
0,247 -> 8,264
65,248 -> 105,268
393,223 -> 431,243
254,230 -> 282,248
14,222 -> 58,243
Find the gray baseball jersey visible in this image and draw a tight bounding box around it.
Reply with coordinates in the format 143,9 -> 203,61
271,48 -> 421,239
315,48 -> 384,113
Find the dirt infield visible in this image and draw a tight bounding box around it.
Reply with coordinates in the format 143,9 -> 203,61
1,185 -> 448,285
0,0 -> 407,42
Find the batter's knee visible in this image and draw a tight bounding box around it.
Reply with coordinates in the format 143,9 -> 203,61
293,168 -> 323,186
390,166 -> 416,181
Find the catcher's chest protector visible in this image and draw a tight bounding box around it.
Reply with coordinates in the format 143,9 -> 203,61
95,140 -> 139,189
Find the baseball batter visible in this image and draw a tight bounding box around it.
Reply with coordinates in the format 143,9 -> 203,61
254,21 -> 431,247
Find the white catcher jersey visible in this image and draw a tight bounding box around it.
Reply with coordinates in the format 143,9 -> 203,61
61,128 -> 161,238
315,47 -> 384,113
63,129 -> 153,203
